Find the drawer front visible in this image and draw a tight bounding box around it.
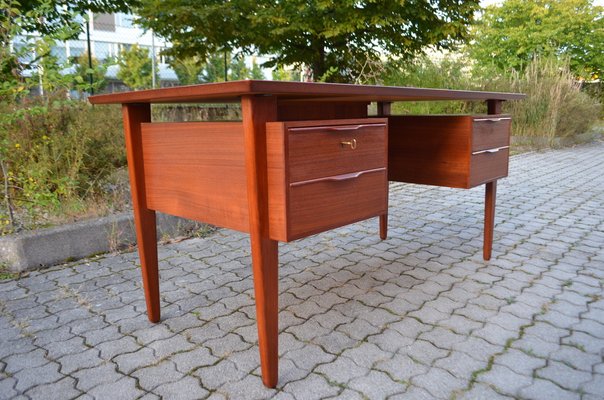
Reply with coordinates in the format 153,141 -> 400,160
288,168 -> 387,240
469,147 -> 509,187
288,123 -> 387,182
472,116 -> 511,152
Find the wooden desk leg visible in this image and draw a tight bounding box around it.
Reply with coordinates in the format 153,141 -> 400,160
377,101 -> 391,240
242,95 -> 279,388
122,104 -> 160,323
484,99 -> 503,261
484,180 -> 497,260
379,214 -> 388,240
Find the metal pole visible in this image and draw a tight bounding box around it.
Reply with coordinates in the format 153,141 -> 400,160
86,19 -> 93,95
224,51 -> 228,81
151,29 -> 157,88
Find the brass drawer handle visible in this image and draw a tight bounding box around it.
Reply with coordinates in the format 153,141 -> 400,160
474,117 -> 512,122
340,139 -> 357,149
290,167 -> 386,187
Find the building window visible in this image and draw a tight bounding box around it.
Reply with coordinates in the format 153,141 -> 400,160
94,13 -> 116,32
116,13 -> 134,28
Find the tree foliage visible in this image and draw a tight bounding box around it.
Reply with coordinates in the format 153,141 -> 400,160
136,0 -> 480,82
14,0 -> 136,36
117,44 -> 154,90
470,0 -> 604,79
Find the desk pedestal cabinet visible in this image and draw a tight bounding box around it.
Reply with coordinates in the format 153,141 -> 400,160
89,81 -> 524,388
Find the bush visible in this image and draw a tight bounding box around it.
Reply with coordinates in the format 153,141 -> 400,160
0,94 -> 125,234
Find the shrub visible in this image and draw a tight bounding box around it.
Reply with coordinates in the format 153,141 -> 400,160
0,94 -> 125,233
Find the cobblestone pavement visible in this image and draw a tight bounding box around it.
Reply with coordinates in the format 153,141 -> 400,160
1,142 -> 604,400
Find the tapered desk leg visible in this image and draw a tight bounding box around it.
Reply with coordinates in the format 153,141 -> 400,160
379,214 -> 388,240
484,180 -> 497,261
122,104 -> 160,323
242,95 -> 279,388
377,101 -> 391,241
484,99 -> 503,261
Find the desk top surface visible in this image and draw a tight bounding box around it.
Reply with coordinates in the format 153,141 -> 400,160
89,80 -> 525,105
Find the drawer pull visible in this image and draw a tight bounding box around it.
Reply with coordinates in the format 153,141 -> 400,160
340,139 -> 357,149
291,167 -> 385,187
289,123 -> 386,132
474,117 -> 512,122
472,146 -> 509,155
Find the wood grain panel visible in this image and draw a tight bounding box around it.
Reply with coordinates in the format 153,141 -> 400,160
469,148 -> 509,187
288,122 -> 387,182
288,169 -> 388,241
141,122 -> 249,232
388,115 -> 472,188
472,116 -> 511,151
266,122 -> 289,243
277,101 -> 368,121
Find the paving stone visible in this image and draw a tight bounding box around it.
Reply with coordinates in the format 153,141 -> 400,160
282,372 -> 340,400
348,370 -> 405,398
192,359 -> 247,390
581,375 -> 604,397
494,348 -> 546,376
314,357 -> 368,385
132,360 -> 183,391
213,374 -> 276,400
24,376 -> 80,400
86,376 -> 144,400
97,336 -> 141,360
434,351 -> 487,380
4,348 -> 48,374
283,343 -> 335,371
58,348 -> 104,374
170,346 -> 218,374
457,383 -> 515,399
412,367 -> 466,399
536,360 -> 592,391
73,363 -> 125,392
478,364 -> 533,397
147,334 -> 196,358
13,362 -> 63,392
518,378 -> 581,400
391,385 -> 437,400
375,352 -> 429,382
114,347 -> 158,374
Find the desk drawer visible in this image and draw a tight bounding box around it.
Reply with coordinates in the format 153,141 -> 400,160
470,146 -> 509,187
472,116 -> 512,151
388,114 -> 512,189
288,122 -> 387,182
267,118 -> 388,242
289,168 -> 387,239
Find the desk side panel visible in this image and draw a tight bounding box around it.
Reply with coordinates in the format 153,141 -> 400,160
141,122 -> 249,232
388,116 -> 472,188
266,122 -> 288,242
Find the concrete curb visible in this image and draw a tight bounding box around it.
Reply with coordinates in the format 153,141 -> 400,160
0,212 -> 205,272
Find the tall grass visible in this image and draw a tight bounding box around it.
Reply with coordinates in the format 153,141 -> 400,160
498,58 -> 601,145
383,56 -> 601,146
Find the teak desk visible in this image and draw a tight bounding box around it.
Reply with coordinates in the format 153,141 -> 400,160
89,81 -> 524,388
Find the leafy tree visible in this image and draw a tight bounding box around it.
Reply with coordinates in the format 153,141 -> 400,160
470,0 -> 604,79
229,55 -> 249,81
170,56 -> 204,85
202,52 -> 229,83
250,58 -> 265,80
136,0 -> 480,82
271,65 -> 299,82
73,52 -> 107,92
14,0 -> 136,37
117,44 -> 154,90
